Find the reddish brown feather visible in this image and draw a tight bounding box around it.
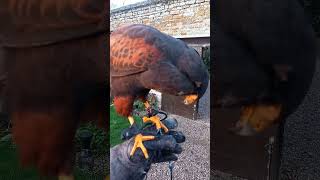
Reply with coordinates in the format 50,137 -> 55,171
110,24 -> 208,122
6,34 -> 107,176
12,109 -> 75,176
110,33 -> 162,76
113,96 -> 134,117
8,0 -> 102,18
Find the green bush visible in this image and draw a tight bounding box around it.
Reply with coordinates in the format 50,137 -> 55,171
202,46 -> 211,74
133,93 -> 160,114
75,123 -> 108,155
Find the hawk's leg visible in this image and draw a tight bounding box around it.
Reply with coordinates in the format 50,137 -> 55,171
230,104 -> 282,136
127,115 -> 155,159
128,116 -> 135,126
143,101 -> 169,135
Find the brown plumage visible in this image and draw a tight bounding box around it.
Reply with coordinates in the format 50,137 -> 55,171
7,34 -> 107,176
0,0 -> 107,47
214,0 -> 316,135
7,0 -> 103,19
0,0 -> 108,177
110,24 -> 209,117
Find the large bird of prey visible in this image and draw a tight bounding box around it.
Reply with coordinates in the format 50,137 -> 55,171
110,24 -> 209,158
214,0 -> 316,135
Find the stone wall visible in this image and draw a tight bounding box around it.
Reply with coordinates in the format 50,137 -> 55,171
110,0 -> 210,38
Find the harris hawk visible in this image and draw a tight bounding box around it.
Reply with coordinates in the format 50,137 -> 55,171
110,24 -> 209,158
213,0 -> 316,135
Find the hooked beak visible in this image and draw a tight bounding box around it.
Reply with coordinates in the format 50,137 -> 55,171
183,94 -> 198,105
229,104 -> 282,136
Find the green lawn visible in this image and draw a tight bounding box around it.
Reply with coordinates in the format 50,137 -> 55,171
109,105 -> 142,147
0,143 -> 42,180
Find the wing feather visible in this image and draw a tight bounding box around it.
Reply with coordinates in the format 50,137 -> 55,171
139,61 -> 195,95
110,27 -> 162,77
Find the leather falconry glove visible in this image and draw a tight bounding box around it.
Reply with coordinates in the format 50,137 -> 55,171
110,118 -> 185,180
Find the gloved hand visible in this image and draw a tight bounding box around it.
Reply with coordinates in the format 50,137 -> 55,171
110,117 -> 185,180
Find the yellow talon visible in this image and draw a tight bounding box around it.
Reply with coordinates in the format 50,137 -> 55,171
144,101 -> 151,109
128,116 -> 135,125
184,94 -> 198,105
143,116 -> 169,133
130,134 -> 155,159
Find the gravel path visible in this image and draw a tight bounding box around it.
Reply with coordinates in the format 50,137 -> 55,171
149,80 -> 245,180
148,83 -> 211,179
147,80 -> 249,179
148,114 -> 210,180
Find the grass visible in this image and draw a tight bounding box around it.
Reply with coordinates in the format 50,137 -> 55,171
0,144 -> 41,180
109,105 -> 142,147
